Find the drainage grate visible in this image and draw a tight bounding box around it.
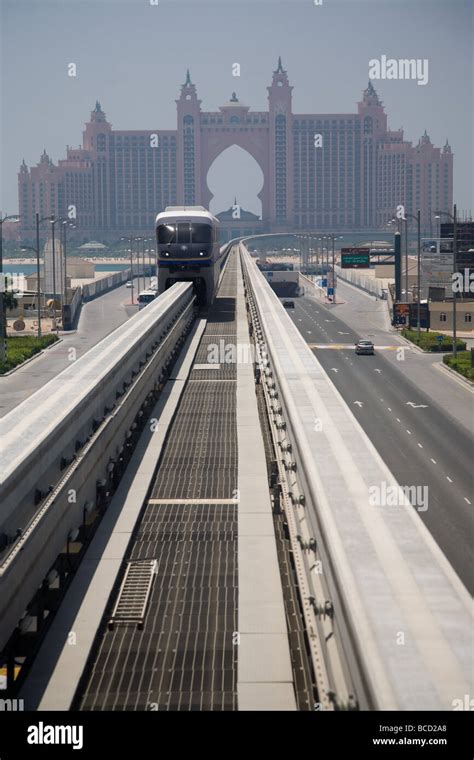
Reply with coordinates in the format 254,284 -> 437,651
109,560 -> 157,629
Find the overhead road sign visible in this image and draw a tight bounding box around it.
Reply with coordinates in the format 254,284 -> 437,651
341,249 -> 370,268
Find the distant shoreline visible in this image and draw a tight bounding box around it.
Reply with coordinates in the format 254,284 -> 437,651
4,256 -> 133,265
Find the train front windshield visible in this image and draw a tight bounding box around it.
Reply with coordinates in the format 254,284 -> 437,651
157,222 -> 213,246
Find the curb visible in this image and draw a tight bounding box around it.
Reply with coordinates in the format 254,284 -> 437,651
396,334 -> 462,356
396,334 -> 425,354
436,361 -> 474,390
0,337 -> 63,377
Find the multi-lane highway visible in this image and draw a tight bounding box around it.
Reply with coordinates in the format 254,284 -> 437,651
286,289 -> 474,593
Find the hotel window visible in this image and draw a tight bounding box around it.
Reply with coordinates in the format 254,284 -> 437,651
439,313 -> 447,322
465,314 -> 472,323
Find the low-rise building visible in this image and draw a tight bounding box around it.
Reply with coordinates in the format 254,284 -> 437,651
429,300 -> 474,332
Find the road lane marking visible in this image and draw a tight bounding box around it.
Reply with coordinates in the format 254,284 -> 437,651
430,458 -> 437,464
464,497 -> 471,505
307,344 -> 400,350
446,476 -> 453,483
406,430 -> 411,434
417,443 -> 423,448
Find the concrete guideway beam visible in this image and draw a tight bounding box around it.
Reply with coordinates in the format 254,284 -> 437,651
240,244 -> 472,711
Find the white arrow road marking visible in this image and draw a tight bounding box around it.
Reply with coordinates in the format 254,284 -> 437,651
331,368 -> 339,373
406,402 -> 428,408
374,368 -> 382,373
338,331 -> 350,335
353,401 -> 364,407
325,319 -> 335,322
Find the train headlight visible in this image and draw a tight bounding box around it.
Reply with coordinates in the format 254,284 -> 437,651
199,251 -> 206,257
163,251 -> 170,257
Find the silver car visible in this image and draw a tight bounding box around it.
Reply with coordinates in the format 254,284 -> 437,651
355,339 -> 375,355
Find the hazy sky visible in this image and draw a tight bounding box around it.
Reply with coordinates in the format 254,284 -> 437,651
1,0 -> 472,218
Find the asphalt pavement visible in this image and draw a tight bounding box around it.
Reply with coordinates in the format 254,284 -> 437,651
285,286 -> 473,593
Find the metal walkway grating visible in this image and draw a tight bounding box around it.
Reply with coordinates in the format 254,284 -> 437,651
109,560 -> 157,628
76,255 -> 240,711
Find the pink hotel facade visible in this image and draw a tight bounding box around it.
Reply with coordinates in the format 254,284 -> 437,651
18,59 -> 453,239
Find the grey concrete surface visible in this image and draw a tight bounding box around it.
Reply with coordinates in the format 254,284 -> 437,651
236,262 -> 296,710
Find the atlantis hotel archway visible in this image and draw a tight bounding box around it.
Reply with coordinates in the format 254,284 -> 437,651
206,145 -> 264,220
176,61 -> 294,229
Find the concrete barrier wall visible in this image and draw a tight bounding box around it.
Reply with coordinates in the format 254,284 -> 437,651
62,265 -> 155,329
334,265 -> 385,298
62,286 -> 82,329
0,284 -> 194,652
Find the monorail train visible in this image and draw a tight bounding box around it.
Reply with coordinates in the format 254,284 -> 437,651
155,206 -> 221,306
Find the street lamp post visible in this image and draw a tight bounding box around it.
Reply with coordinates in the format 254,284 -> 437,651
62,222 -> 68,306
61,219 -> 75,308
50,215 -> 73,327
0,214 -> 20,362
142,238 -> 148,288
49,217 -> 59,327
324,238 -> 329,293
324,233 -> 342,304
435,205 -> 458,358
21,241 -> 41,336
416,209 -> 421,337
36,214 -> 42,337
404,219 -> 409,299
120,235 -> 136,303
22,213 -> 50,339
136,237 -> 142,294
130,237 -> 135,304
402,211 -> 422,339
